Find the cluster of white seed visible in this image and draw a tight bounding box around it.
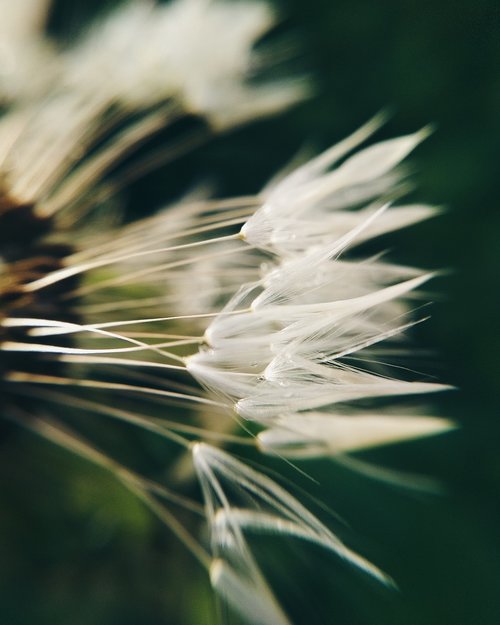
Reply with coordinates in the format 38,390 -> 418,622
180,118 -> 453,623
0,2 -> 454,624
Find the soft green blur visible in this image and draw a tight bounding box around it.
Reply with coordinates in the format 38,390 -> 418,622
1,1 -> 499,624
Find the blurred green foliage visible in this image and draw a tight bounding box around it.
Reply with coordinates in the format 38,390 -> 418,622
1,0 -> 499,624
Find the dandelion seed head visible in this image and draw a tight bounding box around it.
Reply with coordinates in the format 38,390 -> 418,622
0,1 -> 455,623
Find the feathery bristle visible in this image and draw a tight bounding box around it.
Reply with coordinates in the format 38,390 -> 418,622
0,2 -> 454,624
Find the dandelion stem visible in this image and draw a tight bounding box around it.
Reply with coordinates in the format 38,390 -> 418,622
2,318 -> 188,363
67,245 -> 250,300
57,354 -> 190,371
4,308 -> 251,337
6,372 -> 227,408
24,233 -> 241,293
29,387 -> 255,447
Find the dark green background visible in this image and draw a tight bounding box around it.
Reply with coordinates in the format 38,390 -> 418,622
1,0 -> 499,624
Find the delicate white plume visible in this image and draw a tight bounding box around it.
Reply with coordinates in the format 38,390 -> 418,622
194,442 -> 393,624
63,0 -> 308,127
0,0 -> 306,208
0,3 -> 453,622
186,121 -> 451,447
241,120 -> 435,255
258,411 -> 456,457
0,0 -> 55,100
